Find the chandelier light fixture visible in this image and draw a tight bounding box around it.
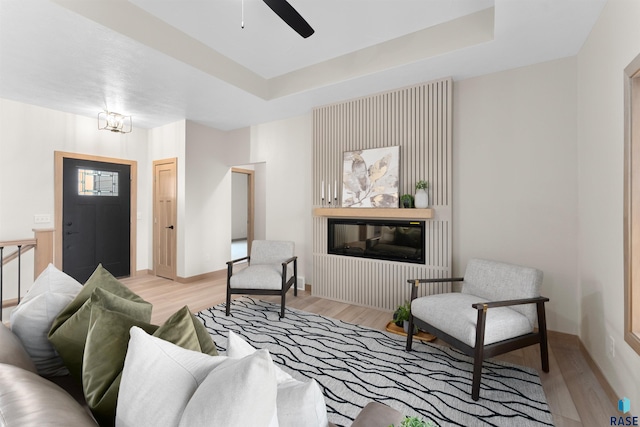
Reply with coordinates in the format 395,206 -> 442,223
98,111 -> 132,133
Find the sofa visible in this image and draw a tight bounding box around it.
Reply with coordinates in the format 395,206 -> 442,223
0,264 -> 405,427
0,320 -> 97,426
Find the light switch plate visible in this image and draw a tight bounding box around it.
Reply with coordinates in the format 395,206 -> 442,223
34,214 -> 51,224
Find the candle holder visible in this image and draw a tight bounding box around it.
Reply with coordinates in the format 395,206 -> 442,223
334,197 -> 338,207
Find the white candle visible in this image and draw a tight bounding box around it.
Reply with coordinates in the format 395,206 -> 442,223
334,180 -> 337,199
321,181 -> 324,199
328,185 -> 331,202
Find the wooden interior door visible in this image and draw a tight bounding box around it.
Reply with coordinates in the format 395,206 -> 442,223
154,158 -> 177,280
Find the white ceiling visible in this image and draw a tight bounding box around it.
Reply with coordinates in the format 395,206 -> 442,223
0,0 -> 606,131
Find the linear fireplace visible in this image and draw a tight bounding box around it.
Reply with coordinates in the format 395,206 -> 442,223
328,218 -> 425,264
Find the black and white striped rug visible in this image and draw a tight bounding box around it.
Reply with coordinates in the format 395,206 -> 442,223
196,297 -> 553,427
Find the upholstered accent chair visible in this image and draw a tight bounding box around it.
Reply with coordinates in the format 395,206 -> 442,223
406,258 -> 549,400
226,240 -> 297,318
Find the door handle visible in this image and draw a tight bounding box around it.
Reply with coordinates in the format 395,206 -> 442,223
165,225 -> 174,229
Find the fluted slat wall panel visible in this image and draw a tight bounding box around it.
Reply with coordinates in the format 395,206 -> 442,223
313,78 -> 453,311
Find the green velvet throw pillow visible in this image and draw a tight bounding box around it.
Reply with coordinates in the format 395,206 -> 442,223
83,306 -> 158,427
48,264 -> 152,382
82,305 -> 218,426
152,305 -> 218,356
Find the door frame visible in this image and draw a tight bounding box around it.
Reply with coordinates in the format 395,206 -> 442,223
54,151 -> 137,276
153,158 -> 178,280
231,167 -> 255,255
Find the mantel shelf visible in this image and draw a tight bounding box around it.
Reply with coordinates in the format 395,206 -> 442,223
313,207 -> 433,220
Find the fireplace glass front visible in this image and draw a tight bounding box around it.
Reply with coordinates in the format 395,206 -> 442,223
328,218 -> 425,264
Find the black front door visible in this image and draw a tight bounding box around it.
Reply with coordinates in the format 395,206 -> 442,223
63,158 -> 131,283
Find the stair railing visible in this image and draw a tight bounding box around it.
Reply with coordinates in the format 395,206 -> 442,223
0,229 -> 54,321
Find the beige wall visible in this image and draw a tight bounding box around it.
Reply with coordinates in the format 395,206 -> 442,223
454,57 -> 580,335
577,0 -> 640,406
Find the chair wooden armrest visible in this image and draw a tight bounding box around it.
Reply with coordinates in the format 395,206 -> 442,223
227,256 -> 250,267
407,277 -> 464,284
227,256 -> 250,278
471,296 -> 549,310
281,255 -> 297,267
407,277 -> 464,300
281,256 -> 298,287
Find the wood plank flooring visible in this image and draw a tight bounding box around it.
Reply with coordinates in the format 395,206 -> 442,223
121,272 -> 616,427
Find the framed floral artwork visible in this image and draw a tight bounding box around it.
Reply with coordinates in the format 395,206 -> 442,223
342,146 -> 399,207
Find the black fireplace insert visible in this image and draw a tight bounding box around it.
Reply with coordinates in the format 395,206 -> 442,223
328,218 -> 425,264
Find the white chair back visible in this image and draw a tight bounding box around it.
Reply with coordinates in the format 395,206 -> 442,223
461,258 -> 543,326
250,240 -> 295,265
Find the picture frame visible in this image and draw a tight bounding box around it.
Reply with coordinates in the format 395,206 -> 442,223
342,146 -> 399,207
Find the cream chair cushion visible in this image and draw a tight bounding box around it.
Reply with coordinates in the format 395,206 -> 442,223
411,293 -> 533,347
230,265 -> 289,290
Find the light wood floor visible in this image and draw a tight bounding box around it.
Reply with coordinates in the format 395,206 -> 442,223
122,272 -> 616,427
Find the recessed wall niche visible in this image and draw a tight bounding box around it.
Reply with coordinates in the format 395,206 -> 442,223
312,78 -> 453,311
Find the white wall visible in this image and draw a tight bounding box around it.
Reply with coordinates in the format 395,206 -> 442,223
184,121 -> 231,277
0,99 -> 150,294
250,114 -> 313,282
576,0 -> 640,406
454,57 -> 580,334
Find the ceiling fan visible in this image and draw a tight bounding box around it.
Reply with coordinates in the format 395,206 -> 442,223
262,0 -> 314,38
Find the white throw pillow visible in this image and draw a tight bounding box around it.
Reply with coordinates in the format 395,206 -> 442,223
228,330 -> 293,383
227,331 -> 329,427
116,327 -> 227,427
179,349 -> 279,427
10,263 -> 81,376
116,327 -> 279,427
277,378 -> 328,427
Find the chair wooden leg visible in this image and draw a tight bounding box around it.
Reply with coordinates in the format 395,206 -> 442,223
537,302 -> 550,372
472,351 -> 483,401
226,263 -> 233,316
472,305 -> 488,401
280,291 -> 286,319
293,260 -> 298,297
405,315 -> 414,351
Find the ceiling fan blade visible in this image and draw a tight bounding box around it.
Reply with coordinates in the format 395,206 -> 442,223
262,0 -> 314,38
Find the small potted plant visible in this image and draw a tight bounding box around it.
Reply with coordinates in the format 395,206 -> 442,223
415,180 -> 428,190
393,301 -> 410,327
414,180 -> 429,208
389,416 -> 436,427
400,194 -> 414,208
392,301 -> 416,334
